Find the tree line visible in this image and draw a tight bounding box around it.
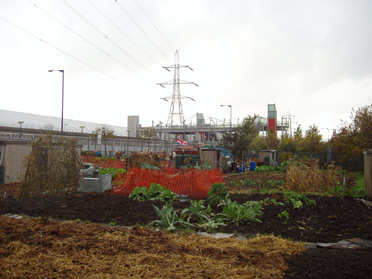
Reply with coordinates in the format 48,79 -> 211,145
219,104 -> 372,169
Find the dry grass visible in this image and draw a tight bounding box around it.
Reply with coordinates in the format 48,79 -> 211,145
0,216 -> 304,279
285,159 -> 339,192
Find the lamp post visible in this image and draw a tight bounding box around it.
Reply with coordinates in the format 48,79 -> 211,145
221,105 -> 232,132
48,69 -> 64,136
80,125 -> 85,133
126,129 -> 132,155
126,129 -> 132,171
18,121 -> 24,138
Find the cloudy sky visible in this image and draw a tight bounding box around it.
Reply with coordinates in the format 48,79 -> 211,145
1,0 -> 371,139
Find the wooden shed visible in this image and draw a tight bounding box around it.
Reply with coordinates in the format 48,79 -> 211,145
0,140 -> 32,184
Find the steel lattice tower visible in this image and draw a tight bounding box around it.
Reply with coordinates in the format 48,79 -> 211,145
158,50 -> 198,126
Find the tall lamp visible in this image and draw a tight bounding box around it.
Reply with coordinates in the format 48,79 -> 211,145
48,69 -> 64,136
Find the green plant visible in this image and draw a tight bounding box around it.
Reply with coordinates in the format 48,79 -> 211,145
129,186 -> 151,201
149,204 -> 194,231
180,200 -> 212,223
259,187 -> 281,195
333,172 -> 366,197
129,183 -> 176,204
207,183 -> 230,207
283,191 -> 316,209
278,210 -> 289,223
258,198 -> 284,206
215,200 -> 262,225
196,218 -> 226,230
230,178 -> 256,186
266,179 -> 285,187
99,167 -> 126,179
158,188 -> 177,204
255,165 -> 280,172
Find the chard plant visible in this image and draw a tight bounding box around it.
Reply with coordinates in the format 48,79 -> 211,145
180,200 -> 212,223
215,200 -> 263,225
149,204 -> 194,231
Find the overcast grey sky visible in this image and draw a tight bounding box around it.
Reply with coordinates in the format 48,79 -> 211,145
1,0 -> 371,139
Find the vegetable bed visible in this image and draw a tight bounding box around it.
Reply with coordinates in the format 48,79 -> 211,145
1,192 -> 372,278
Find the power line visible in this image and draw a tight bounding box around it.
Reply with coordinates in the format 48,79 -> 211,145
0,15 -> 115,79
158,50 -> 198,126
86,0 -> 163,67
59,0 -> 153,74
133,0 -> 174,53
115,0 -> 171,63
26,0 -> 139,75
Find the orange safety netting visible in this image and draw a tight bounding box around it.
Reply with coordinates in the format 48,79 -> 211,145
112,168 -> 223,198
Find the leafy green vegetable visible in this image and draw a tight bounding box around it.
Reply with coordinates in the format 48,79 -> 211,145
129,183 -> 176,204
180,200 -> 212,223
283,191 -> 316,209
207,183 -> 230,207
149,204 -> 194,231
214,200 -> 263,225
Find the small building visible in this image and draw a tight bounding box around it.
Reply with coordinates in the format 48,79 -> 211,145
199,148 -> 222,169
257,150 -> 277,166
0,140 -> 32,184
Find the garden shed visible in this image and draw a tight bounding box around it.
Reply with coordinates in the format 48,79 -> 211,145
0,140 -> 32,184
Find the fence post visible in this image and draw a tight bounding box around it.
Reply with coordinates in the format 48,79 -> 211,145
364,150 -> 372,197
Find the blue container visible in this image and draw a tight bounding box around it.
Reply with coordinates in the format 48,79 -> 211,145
249,161 -> 257,171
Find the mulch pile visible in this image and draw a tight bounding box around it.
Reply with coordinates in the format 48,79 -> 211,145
0,216 -> 303,279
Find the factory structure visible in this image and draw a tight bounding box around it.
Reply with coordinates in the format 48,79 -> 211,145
0,51 -> 292,155
0,104 -> 289,146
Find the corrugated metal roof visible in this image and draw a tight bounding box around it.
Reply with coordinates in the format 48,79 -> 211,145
0,109 -> 127,136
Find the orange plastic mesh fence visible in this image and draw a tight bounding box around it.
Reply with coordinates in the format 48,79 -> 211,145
112,168 -> 223,198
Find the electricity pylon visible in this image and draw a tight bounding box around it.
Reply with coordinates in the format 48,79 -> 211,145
158,50 -> 198,126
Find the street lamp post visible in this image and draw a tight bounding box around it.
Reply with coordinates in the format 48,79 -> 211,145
18,121 -> 24,138
80,125 -> 85,133
126,129 -> 132,171
126,129 -> 132,155
221,105 -> 232,132
48,69 -> 64,136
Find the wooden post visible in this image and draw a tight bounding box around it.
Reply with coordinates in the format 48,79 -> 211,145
364,150 -> 372,197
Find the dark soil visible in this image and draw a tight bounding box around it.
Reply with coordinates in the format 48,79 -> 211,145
1,192 -> 372,278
